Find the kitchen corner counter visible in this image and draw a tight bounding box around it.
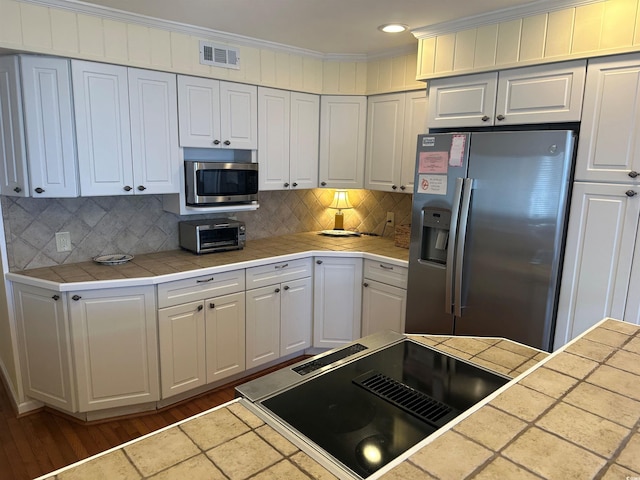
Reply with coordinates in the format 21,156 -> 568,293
8,232 -> 408,289
37,319 -> 640,480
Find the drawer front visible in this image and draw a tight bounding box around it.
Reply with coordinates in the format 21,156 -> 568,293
157,270 -> 245,308
246,258 -> 312,289
364,259 -> 407,289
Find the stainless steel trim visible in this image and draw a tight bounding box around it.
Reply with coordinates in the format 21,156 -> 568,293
454,178 -> 473,317
445,178 -> 464,315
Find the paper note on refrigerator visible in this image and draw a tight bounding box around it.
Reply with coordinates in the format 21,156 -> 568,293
418,152 -> 448,174
449,135 -> 466,167
417,174 -> 447,195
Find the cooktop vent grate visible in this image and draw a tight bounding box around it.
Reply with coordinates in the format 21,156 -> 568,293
353,371 -> 457,427
293,343 -> 367,376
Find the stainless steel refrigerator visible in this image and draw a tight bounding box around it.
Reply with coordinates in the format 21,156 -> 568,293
405,130 -> 575,351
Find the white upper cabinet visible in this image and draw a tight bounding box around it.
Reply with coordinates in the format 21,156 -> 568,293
428,61 -> 586,128
365,90 -> 427,193
258,87 -> 319,190
73,60 -> 179,196
0,55 -> 78,197
128,68 -> 180,194
575,53 -> 640,183
319,96 -> 367,189
178,75 -> 257,150
72,60 -> 132,196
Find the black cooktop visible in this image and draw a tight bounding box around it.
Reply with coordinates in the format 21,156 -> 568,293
260,339 -> 509,478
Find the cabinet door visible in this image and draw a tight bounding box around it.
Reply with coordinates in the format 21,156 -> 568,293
13,284 -> 75,411
69,286 -> 159,411
72,60 -> 133,196
21,56 -> 78,198
128,68 -> 180,194
258,87 -> 290,190
554,183 -> 640,348
206,292 -> 246,383
0,56 -> 28,196
158,301 -> 206,399
319,96 -> 366,189
400,90 -> 428,192
365,93 -> 405,192
495,60 -> 585,125
280,277 -> 312,356
246,285 -> 280,369
576,54 -> 640,183
313,257 -> 363,348
177,75 -> 221,147
361,280 -> 406,337
427,72 -> 497,128
220,81 -> 257,150
290,92 -> 319,190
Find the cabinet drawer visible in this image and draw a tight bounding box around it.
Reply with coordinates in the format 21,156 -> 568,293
157,270 -> 245,308
246,258 -> 312,289
364,259 -> 407,289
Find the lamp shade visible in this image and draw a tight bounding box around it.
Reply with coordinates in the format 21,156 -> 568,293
328,190 -> 353,210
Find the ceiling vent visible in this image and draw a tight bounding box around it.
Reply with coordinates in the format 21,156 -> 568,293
199,41 -> 240,69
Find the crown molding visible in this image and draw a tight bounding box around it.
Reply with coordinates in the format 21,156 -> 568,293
411,0 -> 604,40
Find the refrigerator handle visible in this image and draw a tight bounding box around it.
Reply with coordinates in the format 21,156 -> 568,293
454,178 -> 473,317
445,178 -> 464,314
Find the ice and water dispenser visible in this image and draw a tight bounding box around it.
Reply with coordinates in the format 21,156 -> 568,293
420,207 -> 451,265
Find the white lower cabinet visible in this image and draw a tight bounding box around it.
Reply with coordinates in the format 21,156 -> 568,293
245,259 -> 313,369
361,259 -> 407,336
313,257 -> 363,348
68,286 -> 159,412
555,182 -> 640,348
206,292 -> 245,383
13,284 -> 75,411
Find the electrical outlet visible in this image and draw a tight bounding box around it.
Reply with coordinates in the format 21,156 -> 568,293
55,232 -> 72,252
386,212 -> 395,227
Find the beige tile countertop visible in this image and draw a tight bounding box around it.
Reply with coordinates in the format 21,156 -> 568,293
7,232 -> 409,289
36,318 -> 640,480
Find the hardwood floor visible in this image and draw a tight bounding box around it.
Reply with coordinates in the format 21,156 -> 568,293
0,357 -> 305,480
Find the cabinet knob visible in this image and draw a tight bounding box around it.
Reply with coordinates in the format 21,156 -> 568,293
213,140 -> 221,145
316,260 -> 323,265
13,186 -> 21,193
629,171 -> 639,178
363,282 -> 369,287
626,190 -> 638,197
400,185 -> 406,190
481,116 -> 490,122
496,114 -> 505,121
123,185 -> 132,192
283,285 -> 290,291
52,295 -> 60,301
197,304 -> 204,311
72,295 -> 81,301
320,181 -> 327,187
292,182 -> 298,187
137,185 -> 146,191
392,185 -> 398,190
223,140 -> 231,146
209,303 -> 215,309
275,287 -> 280,293
34,187 -> 45,194
284,182 -> 290,187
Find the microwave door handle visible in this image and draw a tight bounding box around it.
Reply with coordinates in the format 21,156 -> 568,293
454,178 -> 473,318
445,178 -> 464,315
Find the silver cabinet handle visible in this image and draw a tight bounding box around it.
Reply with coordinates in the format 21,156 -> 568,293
137,185 -> 146,191
123,185 -> 132,192
626,190 -> 638,197
197,277 -> 214,283
379,264 -> 393,270
275,263 -> 289,269
629,170 -> 639,178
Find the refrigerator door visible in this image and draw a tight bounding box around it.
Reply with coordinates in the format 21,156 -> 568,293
453,130 -> 574,350
405,133 -> 469,333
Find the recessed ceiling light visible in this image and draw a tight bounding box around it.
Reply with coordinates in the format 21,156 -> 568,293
378,23 -> 408,33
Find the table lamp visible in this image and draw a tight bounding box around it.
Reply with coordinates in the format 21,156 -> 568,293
328,190 -> 352,230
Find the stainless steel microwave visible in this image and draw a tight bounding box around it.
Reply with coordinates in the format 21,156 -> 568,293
185,161 -> 258,206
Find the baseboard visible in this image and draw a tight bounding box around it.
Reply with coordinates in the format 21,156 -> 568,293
0,359 -> 42,415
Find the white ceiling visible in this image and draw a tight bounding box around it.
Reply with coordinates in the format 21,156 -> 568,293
74,0 -> 549,55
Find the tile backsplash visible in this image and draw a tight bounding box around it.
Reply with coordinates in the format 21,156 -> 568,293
2,189 -> 412,271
